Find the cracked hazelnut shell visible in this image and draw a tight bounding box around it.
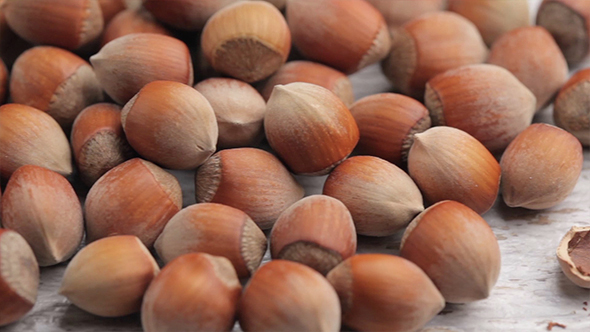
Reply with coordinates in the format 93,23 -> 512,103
557,226 -> 590,288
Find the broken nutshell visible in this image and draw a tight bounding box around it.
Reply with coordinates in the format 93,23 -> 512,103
557,226 -> 590,288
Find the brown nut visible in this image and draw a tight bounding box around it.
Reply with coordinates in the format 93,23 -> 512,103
60,235 -> 159,317
98,0 -> 126,24
382,12 -> 488,99
155,203 -> 267,278
270,195 -> 357,275
500,123 -> 583,210
286,0 -> 391,74
264,82 -> 359,175
239,260 -> 341,332
327,254 -> 445,332
0,58 -> 6,104
1,165 -> 84,266
101,9 -> 171,47
195,148 -> 304,230
365,0 -> 445,28
121,80 -> 218,170
349,93 -> 431,165
0,229 -> 39,327
3,0 -> 103,50
554,68 -> 590,146
408,126 -> 501,215
90,33 -> 194,104
323,156 -> 424,237
557,226 -> 590,288
143,0 -> 238,31
448,0 -> 530,46
194,78 -> 266,149
0,104 -> 72,178
488,26 -> 568,111
425,64 -> 536,153
142,253 -> 242,332
85,158 -> 182,247
400,201 -> 501,303
261,61 -> 355,107
201,1 -> 291,82
10,46 -> 104,127
536,0 -> 590,66
70,103 -> 135,186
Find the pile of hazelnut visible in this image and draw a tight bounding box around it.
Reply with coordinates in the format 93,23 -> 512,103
0,0 -> 588,331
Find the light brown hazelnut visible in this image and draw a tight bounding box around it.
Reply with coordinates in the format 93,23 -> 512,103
365,0 -> 445,28
101,9 -> 171,47
143,0 -> 239,31
557,226 -> 590,288
554,68 -> 590,146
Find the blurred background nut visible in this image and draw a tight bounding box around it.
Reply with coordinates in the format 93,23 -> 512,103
101,9 -> 171,47
553,68 -> 590,146
557,226 -> 590,288
10,46 -> 104,128
143,0 -> 238,31
323,156 -> 424,237
0,58 -> 6,104
365,0 -> 445,28
286,0 -> 391,74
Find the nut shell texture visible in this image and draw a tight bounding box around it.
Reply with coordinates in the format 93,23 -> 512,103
557,226 -> 590,288
554,68 -> 590,146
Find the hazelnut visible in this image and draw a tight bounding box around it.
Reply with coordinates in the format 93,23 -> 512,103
10,46 -> 104,127
90,33 -> 194,104
326,254 -> 445,332
194,78 -> 266,149
425,64 -> 536,153
85,158 -> 182,247
70,103 -> 135,186
382,12 -> 488,99
0,58 -> 6,104
365,0 -> 445,28
121,80 -> 218,170
0,104 -> 72,178
195,148 -> 304,230
263,0 -> 285,10
0,229 -> 39,327
260,61 -> 355,107
323,156 -> 424,237
98,0 -> 126,24
270,195 -> 356,275
557,226 -> 590,288
1,165 -> 84,266
60,235 -> 160,317
448,0 -> 530,46
239,260 -> 341,332
536,0 -> 590,66
407,126 -> 501,214
500,123 -> 583,210
286,0 -> 391,74
201,1 -> 291,82
488,26 -> 568,111
349,93 -> 431,165
3,0 -> 103,50
143,0 -> 239,31
155,203 -> 267,278
400,201 -> 501,303
142,253 -> 242,332
101,9 -> 171,47
554,68 -> 590,146
264,82 -> 359,175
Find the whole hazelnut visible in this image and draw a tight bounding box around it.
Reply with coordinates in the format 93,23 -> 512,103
536,0 -> 590,66
261,61 -> 355,107
3,0 -> 103,50
142,253 -> 241,332
286,0 -> 391,74
425,64 -> 536,153
10,46 -> 104,127
323,156 -> 424,237
90,33 -> 194,104
70,103 -> 135,186
60,235 -> 160,317
1,165 -> 84,266
85,158 -> 182,247
155,203 -> 267,278
0,58 -> 6,104
488,26 -> 568,111
400,201 -> 501,303
554,68 -> 590,146
121,80 -> 218,170
327,254 -> 445,332
349,93 -> 431,165
143,0 -> 238,31
500,123 -> 583,210
194,78 -> 266,149
264,82 -> 359,175
239,260 -> 341,332
195,148 -> 304,230
0,104 -> 72,178
557,226 -> 590,288
407,126 -> 501,215
201,1 -> 291,82
101,9 -> 171,47
382,12 -> 488,99
0,229 -> 39,327
365,0 -> 445,28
